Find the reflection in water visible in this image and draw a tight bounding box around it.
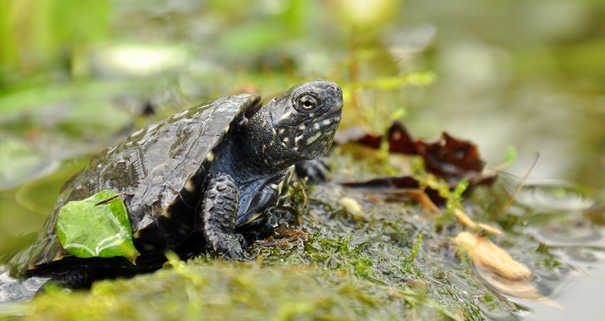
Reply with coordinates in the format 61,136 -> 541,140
0,266 -> 47,304
513,183 -> 603,244
514,184 -> 595,212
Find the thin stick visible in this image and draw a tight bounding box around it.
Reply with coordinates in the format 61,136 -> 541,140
95,192 -> 134,206
492,153 -> 540,220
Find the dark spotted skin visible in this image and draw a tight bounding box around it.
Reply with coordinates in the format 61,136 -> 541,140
13,80 -> 343,288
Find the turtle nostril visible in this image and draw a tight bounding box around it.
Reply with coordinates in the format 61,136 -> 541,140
333,85 -> 343,97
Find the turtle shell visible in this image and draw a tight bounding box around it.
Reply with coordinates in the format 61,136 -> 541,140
18,93 -> 261,275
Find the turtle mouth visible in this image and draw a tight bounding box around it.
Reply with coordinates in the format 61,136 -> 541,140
295,111 -> 342,158
317,112 -> 342,134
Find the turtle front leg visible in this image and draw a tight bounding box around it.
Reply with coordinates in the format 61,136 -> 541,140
295,159 -> 330,183
202,173 -> 245,259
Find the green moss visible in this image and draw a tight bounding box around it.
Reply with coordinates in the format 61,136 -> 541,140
28,262 -> 401,321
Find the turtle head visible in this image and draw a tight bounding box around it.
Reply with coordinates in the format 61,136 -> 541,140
270,80 -> 343,159
248,80 -> 343,161
242,80 -> 343,171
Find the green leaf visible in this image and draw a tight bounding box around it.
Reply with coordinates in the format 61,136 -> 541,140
56,190 -> 139,264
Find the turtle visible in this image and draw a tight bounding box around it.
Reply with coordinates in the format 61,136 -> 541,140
13,80 -> 343,289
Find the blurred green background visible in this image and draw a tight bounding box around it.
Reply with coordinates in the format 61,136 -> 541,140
2,0 -> 605,320
2,0 -> 605,185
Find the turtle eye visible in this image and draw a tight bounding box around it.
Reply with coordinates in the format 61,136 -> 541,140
297,94 -> 319,111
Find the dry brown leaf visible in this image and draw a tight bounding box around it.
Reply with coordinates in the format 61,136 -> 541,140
453,232 -> 531,281
338,196 -> 365,220
453,232 -> 561,306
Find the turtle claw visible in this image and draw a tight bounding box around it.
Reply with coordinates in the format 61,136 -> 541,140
219,243 -> 248,261
207,232 -> 249,260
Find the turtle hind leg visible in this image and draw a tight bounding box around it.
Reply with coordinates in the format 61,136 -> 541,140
202,173 -> 245,260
